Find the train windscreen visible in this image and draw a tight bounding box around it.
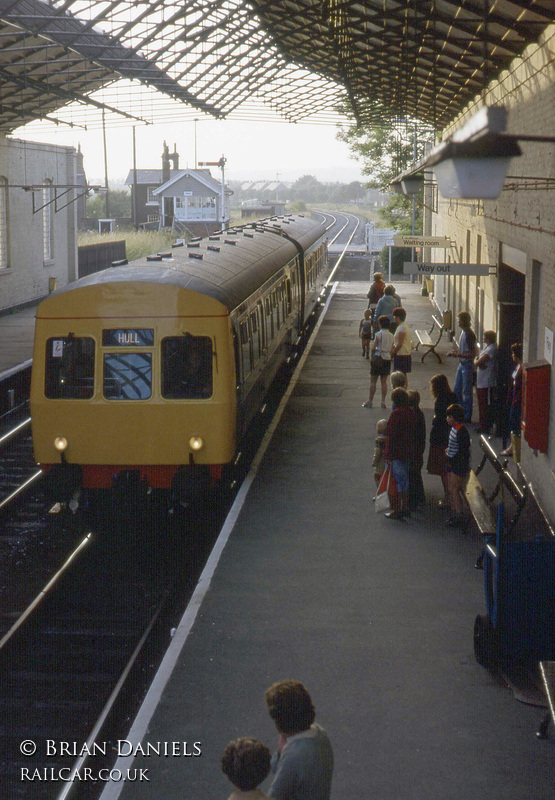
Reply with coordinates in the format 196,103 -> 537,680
161,335 -> 213,399
103,353 -> 152,400
45,336 -> 95,399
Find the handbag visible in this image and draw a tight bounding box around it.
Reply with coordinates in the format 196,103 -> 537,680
375,466 -> 392,513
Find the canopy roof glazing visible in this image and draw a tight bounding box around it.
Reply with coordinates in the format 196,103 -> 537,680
0,0 -> 552,134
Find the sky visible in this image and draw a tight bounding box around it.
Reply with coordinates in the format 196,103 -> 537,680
16,114 -> 368,188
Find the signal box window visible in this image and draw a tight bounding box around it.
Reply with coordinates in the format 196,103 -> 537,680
104,353 -> 152,400
45,336 -> 95,399
161,335 -> 212,399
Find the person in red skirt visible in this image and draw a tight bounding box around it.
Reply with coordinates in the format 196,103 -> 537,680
427,374 -> 457,509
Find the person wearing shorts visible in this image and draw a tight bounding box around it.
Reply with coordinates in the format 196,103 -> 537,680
363,315 -> 394,409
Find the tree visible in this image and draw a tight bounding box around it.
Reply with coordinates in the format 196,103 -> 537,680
290,174 -> 328,203
86,189 -> 131,220
336,119 -> 433,230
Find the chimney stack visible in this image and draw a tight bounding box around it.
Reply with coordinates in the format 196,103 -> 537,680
170,143 -> 179,171
162,141 -> 170,183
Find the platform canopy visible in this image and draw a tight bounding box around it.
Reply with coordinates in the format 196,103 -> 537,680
1,0 -> 553,133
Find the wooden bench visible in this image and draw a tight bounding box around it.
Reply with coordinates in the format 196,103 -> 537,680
466,435 -> 527,568
413,314 -> 444,363
464,469 -> 496,538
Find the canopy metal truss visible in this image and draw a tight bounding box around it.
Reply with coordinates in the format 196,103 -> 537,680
1,0 -> 553,135
252,0 -> 555,128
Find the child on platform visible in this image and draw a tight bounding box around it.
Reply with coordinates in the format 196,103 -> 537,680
373,419 -> 388,489
445,403 -> 471,527
359,308 -> 373,358
221,737 -> 271,800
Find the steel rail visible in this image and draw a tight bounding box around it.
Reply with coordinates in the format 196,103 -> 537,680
0,415 -> 31,448
0,532 -> 93,651
325,212 -> 362,285
54,596 -> 168,800
0,468 -> 43,513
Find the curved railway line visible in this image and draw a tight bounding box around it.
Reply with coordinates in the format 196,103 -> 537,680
0,212 -> 362,800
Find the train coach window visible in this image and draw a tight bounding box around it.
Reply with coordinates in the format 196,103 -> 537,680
103,353 -> 152,400
45,336 -> 95,399
161,335 -> 212,399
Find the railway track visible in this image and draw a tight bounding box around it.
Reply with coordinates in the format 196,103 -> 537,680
0,220 -> 351,800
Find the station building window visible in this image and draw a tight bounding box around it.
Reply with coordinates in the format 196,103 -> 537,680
161,335 -> 213,399
239,318 -> 253,378
45,335 -> 95,399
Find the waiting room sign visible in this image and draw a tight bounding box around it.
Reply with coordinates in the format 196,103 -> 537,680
394,236 -> 451,247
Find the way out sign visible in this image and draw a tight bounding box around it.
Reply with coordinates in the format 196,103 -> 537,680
403,262 -> 492,276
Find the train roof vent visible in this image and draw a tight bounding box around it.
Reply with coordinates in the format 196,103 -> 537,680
224,239 -> 237,245
189,252 -> 204,260
187,242 -> 201,248
146,255 -> 162,261
157,251 -> 172,258
172,241 -> 184,248
207,245 -> 221,252
111,259 -> 128,267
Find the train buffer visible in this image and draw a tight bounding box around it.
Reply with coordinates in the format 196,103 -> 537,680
413,314 -> 445,363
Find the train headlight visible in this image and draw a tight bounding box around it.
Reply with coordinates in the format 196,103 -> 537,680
54,436 -> 68,452
189,435 -> 204,451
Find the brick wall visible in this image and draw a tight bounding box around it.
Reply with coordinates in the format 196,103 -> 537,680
429,24 -> 555,521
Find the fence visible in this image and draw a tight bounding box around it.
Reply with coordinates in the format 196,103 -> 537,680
78,240 -> 127,278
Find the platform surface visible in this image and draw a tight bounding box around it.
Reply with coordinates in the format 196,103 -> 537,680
89,281 -> 554,799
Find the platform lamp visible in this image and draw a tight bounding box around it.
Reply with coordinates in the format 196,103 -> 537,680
395,105 -> 555,200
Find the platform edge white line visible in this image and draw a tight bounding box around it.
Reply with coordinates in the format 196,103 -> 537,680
98,283 -> 338,800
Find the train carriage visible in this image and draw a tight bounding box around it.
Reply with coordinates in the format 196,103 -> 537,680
30,215 -> 328,506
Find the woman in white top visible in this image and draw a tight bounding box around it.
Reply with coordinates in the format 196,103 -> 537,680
392,307 -> 412,381
474,330 -> 497,433
363,315 -> 394,408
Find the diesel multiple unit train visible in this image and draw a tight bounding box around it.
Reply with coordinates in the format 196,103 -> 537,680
30,215 -> 329,506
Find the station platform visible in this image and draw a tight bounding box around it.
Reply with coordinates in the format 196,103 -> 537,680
95,280 -> 554,800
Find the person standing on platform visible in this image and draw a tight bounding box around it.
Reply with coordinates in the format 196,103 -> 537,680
444,403 -> 471,527
500,342 -> 523,461
427,374 -> 457,509
358,308 -> 373,358
367,271 -> 386,311
373,285 -> 398,329
363,315 -> 394,408
221,737 -> 271,800
448,311 -> 477,423
264,680 -> 333,800
372,418 -> 388,490
391,307 -> 412,382
384,387 -> 416,520
407,389 -> 426,509
474,330 -> 498,433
